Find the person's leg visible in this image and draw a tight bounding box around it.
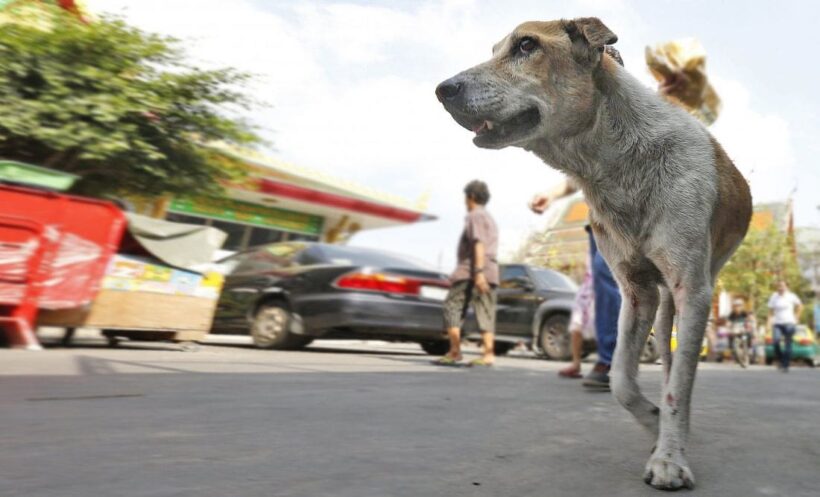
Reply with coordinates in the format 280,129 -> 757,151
559,329 -> 584,377
473,286 -> 497,364
445,327 -> 462,360
581,229 -> 618,387
584,250 -> 621,388
782,324 -> 795,371
570,330 -> 583,369
480,330 -> 495,362
772,324 -> 784,368
593,251 -> 620,366
440,281 -> 469,361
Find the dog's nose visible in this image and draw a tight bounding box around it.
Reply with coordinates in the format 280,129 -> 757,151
436,79 -> 463,102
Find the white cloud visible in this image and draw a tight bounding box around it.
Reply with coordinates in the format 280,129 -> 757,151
710,77 -> 797,203
85,0 -> 803,269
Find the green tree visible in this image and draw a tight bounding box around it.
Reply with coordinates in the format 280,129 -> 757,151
0,5 -> 259,197
508,230 -> 587,282
719,225 -> 809,324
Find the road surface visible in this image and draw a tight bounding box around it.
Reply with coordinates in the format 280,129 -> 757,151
1,334 -> 818,497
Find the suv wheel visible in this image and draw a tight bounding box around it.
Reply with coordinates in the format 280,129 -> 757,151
538,314 -> 571,360
251,302 -> 310,350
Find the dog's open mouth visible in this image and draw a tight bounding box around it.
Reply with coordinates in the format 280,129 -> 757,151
463,107 -> 541,148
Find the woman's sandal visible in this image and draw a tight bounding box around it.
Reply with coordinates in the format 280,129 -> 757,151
558,365 -> 583,379
467,358 -> 494,368
431,356 -> 463,367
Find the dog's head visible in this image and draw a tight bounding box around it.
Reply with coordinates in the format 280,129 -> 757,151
436,18 -> 618,149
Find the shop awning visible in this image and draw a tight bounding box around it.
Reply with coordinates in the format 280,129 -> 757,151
123,213 -> 227,270
0,160 -> 79,191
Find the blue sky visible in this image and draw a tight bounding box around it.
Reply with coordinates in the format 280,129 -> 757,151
89,0 -> 820,270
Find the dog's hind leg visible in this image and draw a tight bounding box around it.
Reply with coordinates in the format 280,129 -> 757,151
654,286 -> 675,384
609,264 -> 661,436
644,268 -> 712,491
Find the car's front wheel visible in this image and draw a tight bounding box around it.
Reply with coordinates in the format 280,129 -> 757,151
538,313 -> 571,360
251,302 -> 311,350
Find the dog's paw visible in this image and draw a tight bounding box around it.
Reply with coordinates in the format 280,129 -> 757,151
643,450 -> 695,491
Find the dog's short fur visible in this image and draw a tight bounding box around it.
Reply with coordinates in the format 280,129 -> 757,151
436,17 -> 752,490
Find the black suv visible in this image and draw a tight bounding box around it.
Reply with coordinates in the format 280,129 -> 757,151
462,263 -> 577,358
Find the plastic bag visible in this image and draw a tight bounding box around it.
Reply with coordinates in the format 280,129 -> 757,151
645,38 -> 721,125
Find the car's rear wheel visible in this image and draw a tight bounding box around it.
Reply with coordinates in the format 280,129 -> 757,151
538,313 -> 570,360
419,340 -> 450,356
251,302 -> 311,350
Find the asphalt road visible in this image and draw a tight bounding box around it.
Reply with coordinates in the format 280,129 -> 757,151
1,335 -> 818,497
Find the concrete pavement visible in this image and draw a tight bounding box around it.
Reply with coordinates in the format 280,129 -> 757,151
1,337 -> 818,497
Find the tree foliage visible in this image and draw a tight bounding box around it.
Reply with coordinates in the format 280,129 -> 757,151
507,230 -> 587,282
0,5 -> 260,197
719,225 -> 809,323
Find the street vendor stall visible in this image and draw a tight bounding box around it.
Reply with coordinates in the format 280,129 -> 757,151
38,213 -> 227,350
0,183 -> 125,349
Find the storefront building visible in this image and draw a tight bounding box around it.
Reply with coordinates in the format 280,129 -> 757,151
157,144 -> 435,252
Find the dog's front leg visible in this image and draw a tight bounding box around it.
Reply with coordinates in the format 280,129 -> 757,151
645,279 -> 711,491
611,280 -> 660,436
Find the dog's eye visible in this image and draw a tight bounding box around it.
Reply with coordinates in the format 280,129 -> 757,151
518,37 -> 537,54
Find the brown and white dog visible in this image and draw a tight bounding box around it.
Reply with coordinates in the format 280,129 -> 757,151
436,17 -> 751,490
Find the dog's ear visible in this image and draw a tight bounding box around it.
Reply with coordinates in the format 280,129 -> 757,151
563,17 -> 618,66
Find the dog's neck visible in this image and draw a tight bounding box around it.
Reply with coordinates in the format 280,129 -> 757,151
527,61 -> 675,189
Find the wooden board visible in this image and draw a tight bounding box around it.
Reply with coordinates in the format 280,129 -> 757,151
38,290 -> 218,333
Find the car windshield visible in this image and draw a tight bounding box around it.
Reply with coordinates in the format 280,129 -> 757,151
305,244 -> 436,271
531,268 -> 578,291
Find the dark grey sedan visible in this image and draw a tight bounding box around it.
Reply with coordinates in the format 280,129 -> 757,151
211,242 -> 453,353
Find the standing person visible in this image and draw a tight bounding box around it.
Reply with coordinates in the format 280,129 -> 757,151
559,257 -> 595,378
434,180 -> 499,367
767,281 -> 803,372
530,180 -> 620,390
529,45 -> 628,390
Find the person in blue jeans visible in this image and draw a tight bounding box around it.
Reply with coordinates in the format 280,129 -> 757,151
767,280 -> 803,372
583,225 -> 621,389
530,46 -> 628,390
530,185 -> 620,391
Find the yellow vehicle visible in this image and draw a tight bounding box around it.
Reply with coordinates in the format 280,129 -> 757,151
669,328 -> 709,359
640,328 -> 709,363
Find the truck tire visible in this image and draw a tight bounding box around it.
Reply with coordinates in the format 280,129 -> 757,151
538,313 -> 571,360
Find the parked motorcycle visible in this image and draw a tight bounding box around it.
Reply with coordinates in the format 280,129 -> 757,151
729,321 -> 754,368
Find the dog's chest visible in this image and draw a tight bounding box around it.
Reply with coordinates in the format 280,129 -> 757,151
581,179 -> 654,244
